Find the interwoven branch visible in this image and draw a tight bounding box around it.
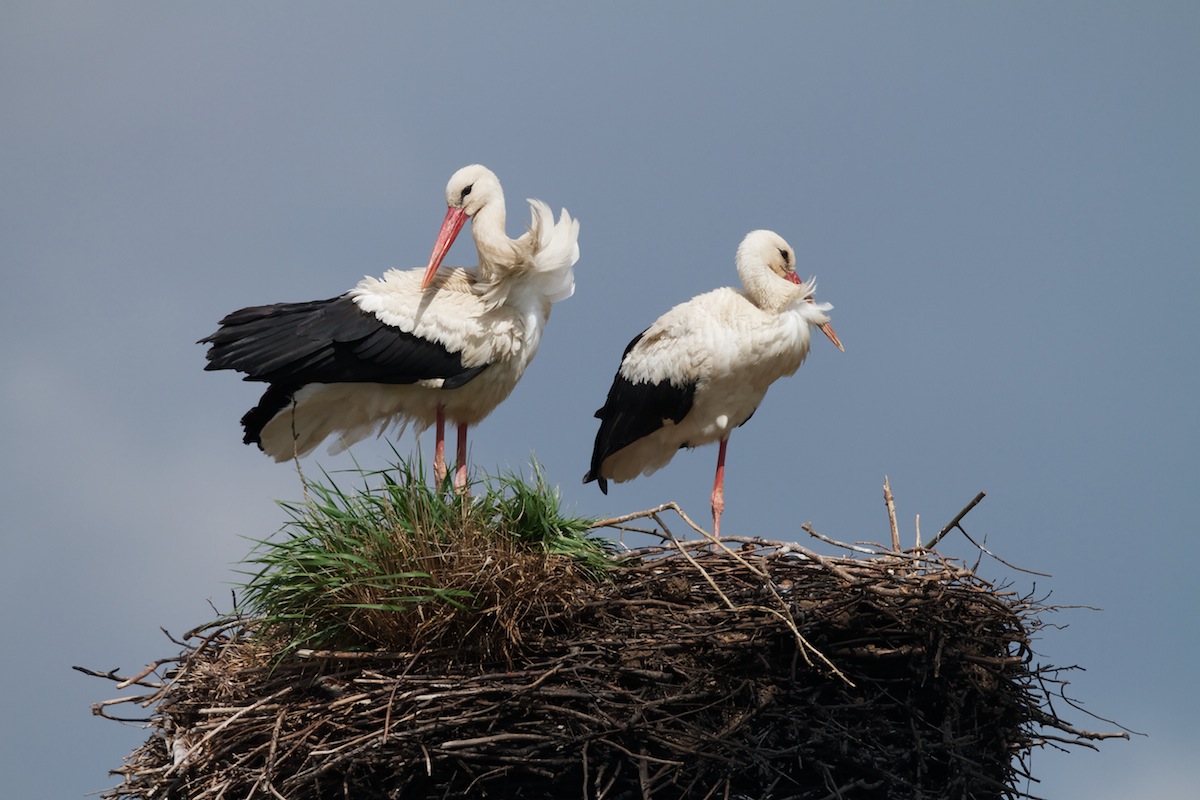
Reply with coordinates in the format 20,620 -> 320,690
86,514 -> 1125,800
88,494 -> 1128,800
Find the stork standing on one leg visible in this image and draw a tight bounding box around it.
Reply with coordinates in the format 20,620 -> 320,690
584,229 -> 843,537
201,165 -> 579,487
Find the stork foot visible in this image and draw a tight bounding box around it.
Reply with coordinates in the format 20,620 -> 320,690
710,437 -> 728,545
433,406 -> 448,487
453,462 -> 469,496
711,489 -> 724,542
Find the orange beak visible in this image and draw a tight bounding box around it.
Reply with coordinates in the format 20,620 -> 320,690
422,206 -> 469,289
818,321 -> 844,352
785,272 -> 845,352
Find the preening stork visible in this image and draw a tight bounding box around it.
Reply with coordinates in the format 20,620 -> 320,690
201,164 -> 579,486
584,229 -> 843,537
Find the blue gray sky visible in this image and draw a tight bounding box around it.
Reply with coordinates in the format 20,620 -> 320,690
3,3 -> 1197,797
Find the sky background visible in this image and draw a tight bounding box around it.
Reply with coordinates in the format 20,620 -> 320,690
2,2 -> 1196,797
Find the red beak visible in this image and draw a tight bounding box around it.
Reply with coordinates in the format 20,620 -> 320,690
422,206 -> 469,289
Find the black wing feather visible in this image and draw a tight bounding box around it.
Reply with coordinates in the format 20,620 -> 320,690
200,295 -> 486,387
583,330 -> 696,493
238,384 -> 297,447
201,295 -> 490,448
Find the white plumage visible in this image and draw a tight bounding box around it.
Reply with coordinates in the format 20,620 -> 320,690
202,165 -> 579,484
585,229 -> 843,536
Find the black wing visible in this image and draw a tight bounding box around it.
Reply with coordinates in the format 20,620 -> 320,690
200,295 -> 488,447
583,330 -> 696,494
200,295 -> 488,387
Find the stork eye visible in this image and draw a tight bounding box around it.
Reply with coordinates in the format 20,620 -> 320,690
778,248 -> 789,264
461,184 -> 473,200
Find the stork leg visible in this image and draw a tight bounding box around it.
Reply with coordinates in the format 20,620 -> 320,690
711,437 -> 729,540
433,406 -> 447,485
454,423 -> 469,493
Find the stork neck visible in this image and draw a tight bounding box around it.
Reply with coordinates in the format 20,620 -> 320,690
470,198 -> 518,276
741,268 -> 806,313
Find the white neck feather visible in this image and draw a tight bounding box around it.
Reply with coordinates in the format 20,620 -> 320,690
739,260 -> 806,313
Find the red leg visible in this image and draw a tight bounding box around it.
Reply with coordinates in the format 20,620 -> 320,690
711,437 -> 728,539
433,406 -> 447,485
454,423 -> 469,492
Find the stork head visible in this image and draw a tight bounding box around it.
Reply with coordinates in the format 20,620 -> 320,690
737,230 -> 844,351
423,165 -> 504,288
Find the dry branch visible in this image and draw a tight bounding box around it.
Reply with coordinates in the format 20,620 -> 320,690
883,476 -> 900,551
925,491 -> 988,550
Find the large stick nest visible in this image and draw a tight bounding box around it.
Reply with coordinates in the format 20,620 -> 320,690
86,507 -> 1124,800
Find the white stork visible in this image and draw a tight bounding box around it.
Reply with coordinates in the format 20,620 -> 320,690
201,164 -> 579,486
584,229 -> 843,537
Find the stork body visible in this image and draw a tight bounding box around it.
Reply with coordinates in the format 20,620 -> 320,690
584,230 -> 843,537
201,165 -> 579,485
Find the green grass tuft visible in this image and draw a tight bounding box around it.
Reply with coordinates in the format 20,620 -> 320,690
237,458 -> 615,659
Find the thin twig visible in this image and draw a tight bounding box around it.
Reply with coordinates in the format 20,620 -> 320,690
924,491 -> 987,549
801,524 -> 878,555
115,657 -> 185,690
592,503 -> 685,530
957,527 -> 1053,577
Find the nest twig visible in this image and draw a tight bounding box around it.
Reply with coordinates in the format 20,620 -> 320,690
84,496 -> 1127,800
